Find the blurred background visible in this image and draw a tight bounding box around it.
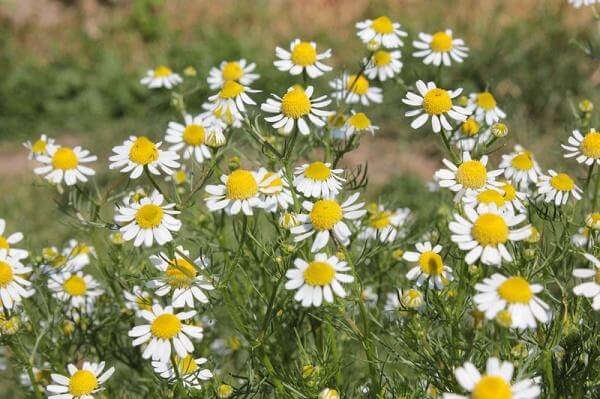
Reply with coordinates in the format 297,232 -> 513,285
0,0 -> 598,247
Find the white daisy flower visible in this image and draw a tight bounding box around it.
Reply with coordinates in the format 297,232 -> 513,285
200,100 -> 243,129
330,73 -> 383,106
140,66 -> 182,89
572,253 -> 600,311
114,191 -> 181,247
474,273 -> 551,329
0,219 -> 28,260
149,246 -> 214,308
462,182 -> 527,214
165,114 -> 219,163
205,169 -> 264,216
364,50 -> 402,81
536,170 -> 582,206
499,145 -> 542,190
274,39 -> 332,78
402,80 -> 468,133
48,271 -> 104,309
449,203 -> 531,266
466,91 -> 506,125
355,16 -> 407,49
46,361 -> 114,399
256,168 -> 293,212
293,161 -> 345,198
562,128 -> 600,165
340,112 -> 379,139
412,29 -> 469,67
572,227 -> 590,248
0,253 -> 34,309
385,288 -> 425,311
207,59 -> 259,90
109,136 -> 180,179
359,206 -> 411,243
451,117 -> 492,151
285,253 -> 354,307
207,80 -> 260,120
435,152 -> 502,200
34,145 -> 96,186
128,304 -> 203,363
443,357 -> 541,399
61,239 -> 95,272
586,212 -> 600,230
261,85 -> 332,135
569,0 -> 597,8
23,134 -> 57,160
152,355 -> 213,389
165,165 -> 188,186
403,242 -> 453,290
124,285 -> 155,316
291,193 -> 366,252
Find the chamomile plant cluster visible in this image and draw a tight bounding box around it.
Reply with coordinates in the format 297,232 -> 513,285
2,9 -> 599,399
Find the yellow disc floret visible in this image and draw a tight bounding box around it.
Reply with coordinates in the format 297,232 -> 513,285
348,113 -> 371,130
68,370 -> 98,397
372,50 -> 392,66
0,262 -> 14,287
498,276 -> 532,304
477,190 -> 506,207
32,139 -> 47,154
129,136 -> 158,165
456,160 -> 487,189
347,75 -> 369,95
430,31 -> 453,52
418,251 -> 444,276
580,131 -> 600,159
303,261 -> 336,286
183,125 -> 205,146
260,172 -> 283,193
477,92 -> 497,110
304,162 -> 332,181
226,170 -> 258,200
281,86 -> 312,118
291,42 -> 317,66
510,151 -> 534,171
472,375 -> 512,399
177,355 -> 199,375
472,214 -> 509,246
461,117 -> 481,137
52,147 -> 78,170
550,173 -> 574,192
371,16 -> 394,34
166,258 -> 198,288
135,204 -> 164,229
153,66 -> 172,78
221,62 -> 243,81
310,199 -> 343,231
370,210 -> 391,229
151,313 -> 182,339
219,80 -> 245,99
423,88 -> 452,115
0,236 -> 8,250
63,275 -> 87,297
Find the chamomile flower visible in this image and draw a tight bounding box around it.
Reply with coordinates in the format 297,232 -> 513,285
205,169 -> 264,215
359,206 -> 411,243
402,80 -> 468,133
443,357 -> 541,399
46,361 -> 114,399
109,136 -> 180,179
572,253 -> 600,310
124,285 -> 155,316
536,170 -> 582,206
285,253 -> 354,307
48,271 -> 104,309
330,73 -> 383,106
449,204 -> 531,266
200,100 -> 243,129
412,29 -> 469,67
452,117 -> 492,151
341,112 -> 379,138
261,85 -> 332,135
61,239 -> 95,272
435,152 -> 502,200
474,273 -> 551,329
34,145 -> 97,186
291,193 -> 366,252
293,162 -> 345,198
462,182 -> 526,214
207,59 -> 259,90
466,91 -> 506,125
274,39 -> 332,78
128,304 -> 203,363
140,66 -> 182,89
499,146 -> 542,190
585,212 -> 600,230
0,254 -> 34,309
569,0 -> 597,7
0,219 -> 27,260
355,16 -> 407,49
562,128 -> 600,165
152,356 -> 213,389
149,247 -> 214,308
572,227 -> 591,248
364,50 -> 402,81
403,242 -> 453,290
114,191 -> 181,247
207,80 -> 259,120
24,134 -> 56,160
165,114 -> 219,164
256,168 -> 293,212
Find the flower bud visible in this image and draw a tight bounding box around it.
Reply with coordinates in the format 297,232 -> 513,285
206,128 -> 226,148
109,232 -> 125,245
183,66 -> 197,77
279,212 -> 299,229
401,289 -> 424,309
525,226 -> 540,243
217,384 -> 233,398
366,39 -> 380,51
523,248 -> 536,260
585,212 -> 600,230
320,388 -> 340,399
228,156 -> 241,171
0,315 -> 20,335
578,99 -> 593,113
302,364 -> 316,378
491,123 -> 508,138
392,249 -> 404,260
495,310 -> 512,328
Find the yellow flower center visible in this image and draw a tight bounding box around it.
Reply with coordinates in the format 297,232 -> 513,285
430,31 -> 453,52
174,170 -> 187,185
63,275 -> 87,297
129,136 -> 158,165
347,75 -> 369,95
291,42 -> 317,66
472,214 -> 509,246
309,199 -> 343,231
221,62 -> 243,81
260,172 -> 283,193
151,313 -> 182,339
498,276 -> 532,304
501,182 -> 517,201
281,86 -> 312,118
52,147 -> 78,170
550,173 -> 574,192
510,151 -> 534,171
165,258 -> 198,288
0,262 -> 14,287
496,310 -> 513,328
303,261 -> 336,286
418,251 -> 443,276
304,162 -> 332,181
32,139 -> 47,154
477,190 -> 506,207
370,210 -> 391,229
0,236 -> 8,250
68,370 -> 98,397
371,16 -> 394,34
177,355 -> 199,375
153,66 -> 172,78
595,268 -> 600,284
135,204 -> 164,229
226,170 -> 259,200
477,92 -> 497,110
135,295 -> 153,311
372,50 -> 392,66
183,124 -> 205,146
456,160 -> 487,189
472,375 -> 512,399
219,80 -> 245,99
580,131 -> 600,159
348,113 -> 371,129
461,117 -> 481,137
423,88 -> 452,115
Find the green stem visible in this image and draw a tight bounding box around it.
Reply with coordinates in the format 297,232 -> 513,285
440,129 -> 459,163
144,166 -> 171,203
